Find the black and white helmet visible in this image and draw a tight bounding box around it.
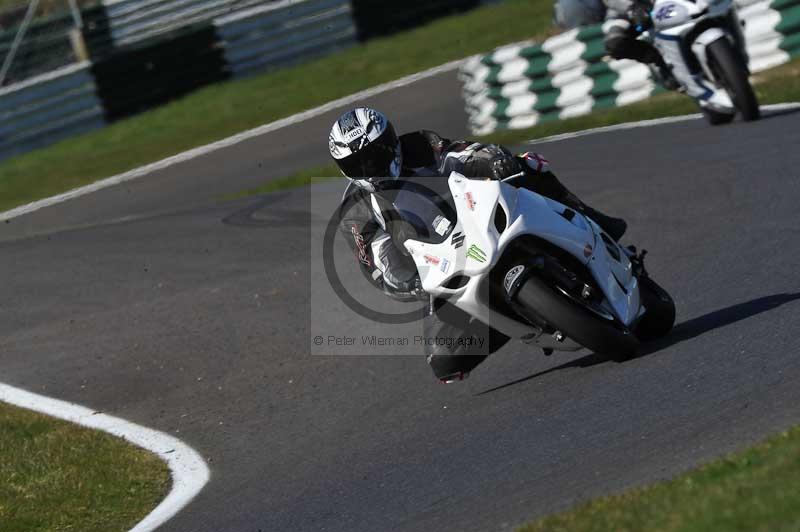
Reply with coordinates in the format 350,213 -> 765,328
329,107 -> 403,179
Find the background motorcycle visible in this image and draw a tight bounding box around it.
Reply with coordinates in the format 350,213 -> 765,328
635,0 -> 760,124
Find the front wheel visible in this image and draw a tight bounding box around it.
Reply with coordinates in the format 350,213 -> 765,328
707,38 -> 760,121
515,275 -> 639,361
634,276 -> 676,341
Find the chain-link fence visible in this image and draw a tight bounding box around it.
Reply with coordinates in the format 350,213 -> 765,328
0,0 -> 96,86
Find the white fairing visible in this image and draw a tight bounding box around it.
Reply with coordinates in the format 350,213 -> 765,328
403,173 -> 641,342
646,0 -> 747,113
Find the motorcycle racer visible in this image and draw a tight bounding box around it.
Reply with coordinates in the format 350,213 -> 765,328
604,0 -> 679,89
329,107 -> 627,382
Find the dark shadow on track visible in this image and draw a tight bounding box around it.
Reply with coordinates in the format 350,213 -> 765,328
478,292 -> 800,395
223,193 -> 311,227
636,292 -> 800,356
476,352 -> 607,395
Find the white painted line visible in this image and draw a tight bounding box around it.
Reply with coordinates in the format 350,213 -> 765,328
0,382 -> 210,532
0,58 -> 466,223
528,102 -> 800,145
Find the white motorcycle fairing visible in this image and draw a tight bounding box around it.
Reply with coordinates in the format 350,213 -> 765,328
646,0 -> 746,113
402,173 -> 641,347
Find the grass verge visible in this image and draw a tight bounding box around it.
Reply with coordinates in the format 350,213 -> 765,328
517,425 -> 800,532
0,0 -> 554,213
228,57 -> 800,200
0,401 -> 170,532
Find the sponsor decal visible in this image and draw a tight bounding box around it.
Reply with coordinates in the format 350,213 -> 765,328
440,258 -> 451,273
432,215 -> 452,236
423,254 -> 440,266
466,244 -> 487,263
465,192 -> 476,211
343,127 -> 365,143
503,265 -> 526,292
451,232 -> 465,249
655,4 -> 677,20
351,226 -> 371,266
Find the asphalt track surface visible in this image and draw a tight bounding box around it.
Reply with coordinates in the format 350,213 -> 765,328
2,69 -> 469,240
2,72 -> 800,532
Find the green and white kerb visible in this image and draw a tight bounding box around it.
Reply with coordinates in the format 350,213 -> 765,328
460,0 -> 800,134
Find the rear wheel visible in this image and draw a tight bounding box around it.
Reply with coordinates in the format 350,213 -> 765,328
634,276 -> 676,341
707,38 -> 760,121
515,275 -> 639,362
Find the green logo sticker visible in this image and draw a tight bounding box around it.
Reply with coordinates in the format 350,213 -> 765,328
466,244 -> 487,263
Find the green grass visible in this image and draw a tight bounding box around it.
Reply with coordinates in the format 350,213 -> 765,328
517,425 -> 800,532
0,0 -> 554,213
0,402 -> 171,532
227,58 -> 800,200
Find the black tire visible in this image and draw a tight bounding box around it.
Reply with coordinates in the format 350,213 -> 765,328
634,276 -> 676,341
701,106 -> 735,126
707,38 -> 760,121
516,275 -> 639,361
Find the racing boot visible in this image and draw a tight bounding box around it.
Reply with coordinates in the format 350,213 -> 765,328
532,171 -> 628,241
424,297 -> 508,383
649,59 -> 681,92
575,204 -> 628,242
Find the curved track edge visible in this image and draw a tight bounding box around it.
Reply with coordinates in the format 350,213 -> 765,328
0,382 -> 210,532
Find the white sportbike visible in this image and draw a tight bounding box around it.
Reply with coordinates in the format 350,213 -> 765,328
638,0 -> 760,124
390,173 -> 675,360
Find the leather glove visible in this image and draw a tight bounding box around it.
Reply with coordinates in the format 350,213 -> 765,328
440,143 -> 523,181
466,144 -> 523,181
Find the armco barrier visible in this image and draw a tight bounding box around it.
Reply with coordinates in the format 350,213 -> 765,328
99,0 -> 486,50
0,0 -> 355,160
0,62 -> 105,161
100,0 -> 274,47
349,0 -> 480,40
460,0 -> 800,134
215,0 -> 357,77
91,23 -> 227,120
0,9 -> 78,86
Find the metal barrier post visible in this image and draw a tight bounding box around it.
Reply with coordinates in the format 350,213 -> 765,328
0,0 -> 42,86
